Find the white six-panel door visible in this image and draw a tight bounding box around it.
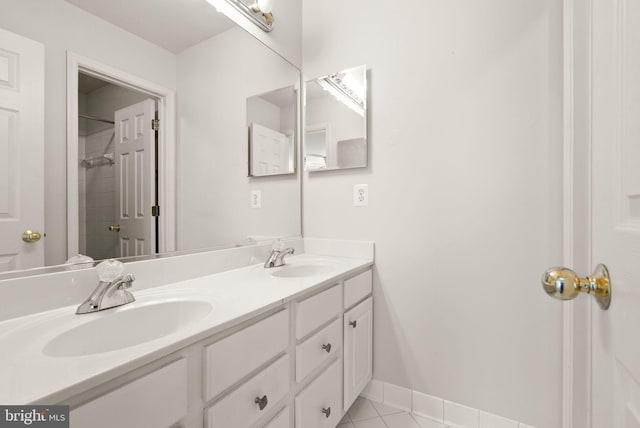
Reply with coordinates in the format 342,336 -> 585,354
250,122 -> 291,176
591,0 -> 640,425
0,28 -> 44,272
114,99 -> 155,258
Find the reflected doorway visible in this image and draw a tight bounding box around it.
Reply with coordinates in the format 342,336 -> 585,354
77,73 -> 159,261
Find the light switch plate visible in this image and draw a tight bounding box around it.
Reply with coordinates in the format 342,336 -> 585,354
251,190 -> 261,208
353,184 -> 368,206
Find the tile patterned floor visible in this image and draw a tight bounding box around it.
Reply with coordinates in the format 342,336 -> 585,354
339,397 -> 449,428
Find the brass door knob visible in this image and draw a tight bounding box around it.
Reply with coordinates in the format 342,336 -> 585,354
108,225 -> 121,232
22,230 -> 41,243
541,264 -> 611,310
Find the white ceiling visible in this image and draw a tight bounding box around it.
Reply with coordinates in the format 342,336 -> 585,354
260,86 -> 295,109
65,0 -> 236,53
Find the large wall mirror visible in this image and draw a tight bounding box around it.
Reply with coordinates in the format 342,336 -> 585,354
304,65 -> 367,171
0,0 -> 301,277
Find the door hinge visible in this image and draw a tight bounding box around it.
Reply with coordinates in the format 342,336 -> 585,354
151,119 -> 159,131
152,205 -> 160,217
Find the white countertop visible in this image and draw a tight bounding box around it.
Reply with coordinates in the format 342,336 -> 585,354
0,254 -> 373,404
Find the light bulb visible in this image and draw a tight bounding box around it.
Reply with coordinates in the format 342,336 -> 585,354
256,0 -> 274,13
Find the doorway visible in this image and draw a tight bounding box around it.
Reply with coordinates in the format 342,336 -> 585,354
77,73 -> 158,260
67,52 -> 177,262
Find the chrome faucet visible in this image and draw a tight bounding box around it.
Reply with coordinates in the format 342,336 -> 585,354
77,259 -> 136,314
264,247 -> 295,268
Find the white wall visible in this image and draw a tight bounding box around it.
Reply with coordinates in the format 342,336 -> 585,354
177,27 -> 300,250
0,0 -> 176,266
247,97 -> 281,131
302,1 -> 564,427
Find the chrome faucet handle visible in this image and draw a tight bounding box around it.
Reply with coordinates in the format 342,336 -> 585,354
97,259 -> 124,282
116,274 -> 136,289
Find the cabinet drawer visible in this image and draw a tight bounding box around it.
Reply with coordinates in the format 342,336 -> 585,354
344,269 -> 372,309
295,359 -> 342,428
207,354 -> 290,428
296,318 -> 341,382
205,308 -> 289,400
264,407 -> 290,428
296,285 -> 341,340
70,359 -> 187,428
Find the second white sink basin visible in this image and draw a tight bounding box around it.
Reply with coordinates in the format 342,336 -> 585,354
43,300 -> 212,357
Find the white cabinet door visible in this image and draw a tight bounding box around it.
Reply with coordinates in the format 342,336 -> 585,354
0,28 -> 44,271
343,297 -> 372,410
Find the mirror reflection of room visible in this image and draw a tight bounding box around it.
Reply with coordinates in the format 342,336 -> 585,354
247,85 -> 297,177
305,64 -> 367,171
77,73 -> 158,261
0,0 -> 302,274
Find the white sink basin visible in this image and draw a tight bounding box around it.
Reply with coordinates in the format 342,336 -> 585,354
271,263 -> 334,278
43,300 -> 212,357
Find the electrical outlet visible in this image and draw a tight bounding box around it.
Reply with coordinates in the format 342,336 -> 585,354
250,190 -> 261,208
353,184 -> 368,206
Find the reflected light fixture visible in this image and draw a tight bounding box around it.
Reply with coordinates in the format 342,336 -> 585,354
206,0 -> 275,32
317,73 -> 365,117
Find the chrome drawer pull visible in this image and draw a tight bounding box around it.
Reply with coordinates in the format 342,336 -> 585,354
255,395 -> 268,411
321,407 -> 331,418
322,343 -> 332,353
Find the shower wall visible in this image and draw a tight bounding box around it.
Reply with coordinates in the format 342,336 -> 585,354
81,128 -> 117,260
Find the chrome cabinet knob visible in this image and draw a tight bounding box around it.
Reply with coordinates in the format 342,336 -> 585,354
541,264 -> 611,310
349,320 -> 357,328
321,407 -> 331,418
322,343 -> 332,353
255,395 -> 268,411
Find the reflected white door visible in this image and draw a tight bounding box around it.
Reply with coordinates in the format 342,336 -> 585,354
0,28 -> 44,272
591,0 -> 640,425
250,122 -> 290,175
114,99 -> 155,258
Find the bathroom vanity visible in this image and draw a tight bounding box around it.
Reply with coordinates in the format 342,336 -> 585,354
0,240 -> 373,428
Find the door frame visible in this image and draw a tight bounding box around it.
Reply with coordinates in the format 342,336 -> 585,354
66,52 -> 176,258
563,0 -> 593,427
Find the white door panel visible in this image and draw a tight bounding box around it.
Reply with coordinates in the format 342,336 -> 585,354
114,99 -> 155,258
250,122 -> 291,176
0,28 -> 44,271
591,0 -> 640,425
